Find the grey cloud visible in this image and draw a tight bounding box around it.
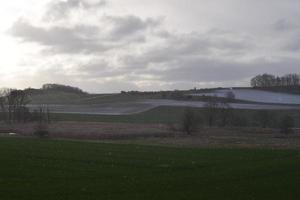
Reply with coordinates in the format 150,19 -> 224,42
147,59 -> 255,83
10,20 -> 111,54
77,61 -> 129,78
272,19 -> 300,32
121,31 -> 252,70
284,36 -> 300,51
22,65 -> 139,93
7,0 -> 300,92
106,15 -> 160,39
143,57 -> 300,83
269,19 -> 300,52
29,55 -> 263,93
273,19 -> 292,31
10,13 -> 161,54
72,56 -> 300,92
45,0 -> 107,20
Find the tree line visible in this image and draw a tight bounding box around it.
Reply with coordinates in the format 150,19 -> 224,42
0,89 -> 30,123
181,94 -> 295,135
42,83 -> 87,94
0,89 -> 50,125
251,73 -> 300,88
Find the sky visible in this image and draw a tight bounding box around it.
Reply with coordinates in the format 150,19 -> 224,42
1,0 -> 300,93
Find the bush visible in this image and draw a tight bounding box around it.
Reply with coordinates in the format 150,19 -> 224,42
34,123 -> 49,138
280,115 -> 295,134
182,107 -> 201,135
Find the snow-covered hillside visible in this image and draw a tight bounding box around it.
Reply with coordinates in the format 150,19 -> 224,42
191,89 -> 300,104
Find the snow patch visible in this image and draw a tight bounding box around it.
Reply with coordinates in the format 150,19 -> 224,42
191,89 -> 300,104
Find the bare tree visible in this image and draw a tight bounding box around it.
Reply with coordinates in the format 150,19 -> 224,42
182,107 -> 201,135
0,88 -> 13,122
218,100 -> 234,127
33,105 -> 50,138
0,89 -> 30,123
204,96 -> 219,127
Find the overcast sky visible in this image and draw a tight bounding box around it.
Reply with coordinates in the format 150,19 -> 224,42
1,0 -> 300,93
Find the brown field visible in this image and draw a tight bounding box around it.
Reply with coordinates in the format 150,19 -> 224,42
127,127 -> 300,149
0,122 -> 172,140
1,121 -> 300,149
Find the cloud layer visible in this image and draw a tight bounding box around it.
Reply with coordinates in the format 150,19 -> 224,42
5,0 -> 300,92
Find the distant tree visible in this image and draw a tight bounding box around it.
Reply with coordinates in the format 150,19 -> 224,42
0,89 -> 30,123
8,90 -> 30,123
34,122 -> 49,138
182,107 -> 201,135
251,74 -> 276,88
251,73 -> 300,88
0,89 -> 11,122
275,76 -> 282,86
170,90 -> 184,99
291,74 -> 300,86
280,115 -> 294,134
33,106 -> 51,138
204,96 -> 219,127
283,74 -> 300,87
42,83 -> 87,94
218,101 -> 234,127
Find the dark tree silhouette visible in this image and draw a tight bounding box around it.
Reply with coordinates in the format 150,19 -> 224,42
0,89 -> 30,123
251,73 -> 300,88
182,107 -> 201,135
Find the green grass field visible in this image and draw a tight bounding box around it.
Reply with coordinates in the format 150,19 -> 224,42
51,106 -> 300,127
51,106 -> 184,124
0,137 -> 300,200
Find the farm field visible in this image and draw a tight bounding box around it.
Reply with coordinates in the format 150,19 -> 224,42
3,1 -> 300,199
192,88 -> 300,104
2,121 -> 300,149
49,106 -> 300,127
27,99 -> 300,116
26,87 -> 300,116
0,137 -> 300,200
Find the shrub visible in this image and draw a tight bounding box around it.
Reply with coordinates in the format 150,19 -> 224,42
280,115 -> 295,134
182,107 -> 201,135
34,123 -> 49,138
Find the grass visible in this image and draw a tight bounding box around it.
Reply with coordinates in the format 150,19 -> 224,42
29,92 -> 161,105
27,89 -> 265,105
51,106 -> 184,124
0,137 -> 300,200
50,106 -> 300,127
